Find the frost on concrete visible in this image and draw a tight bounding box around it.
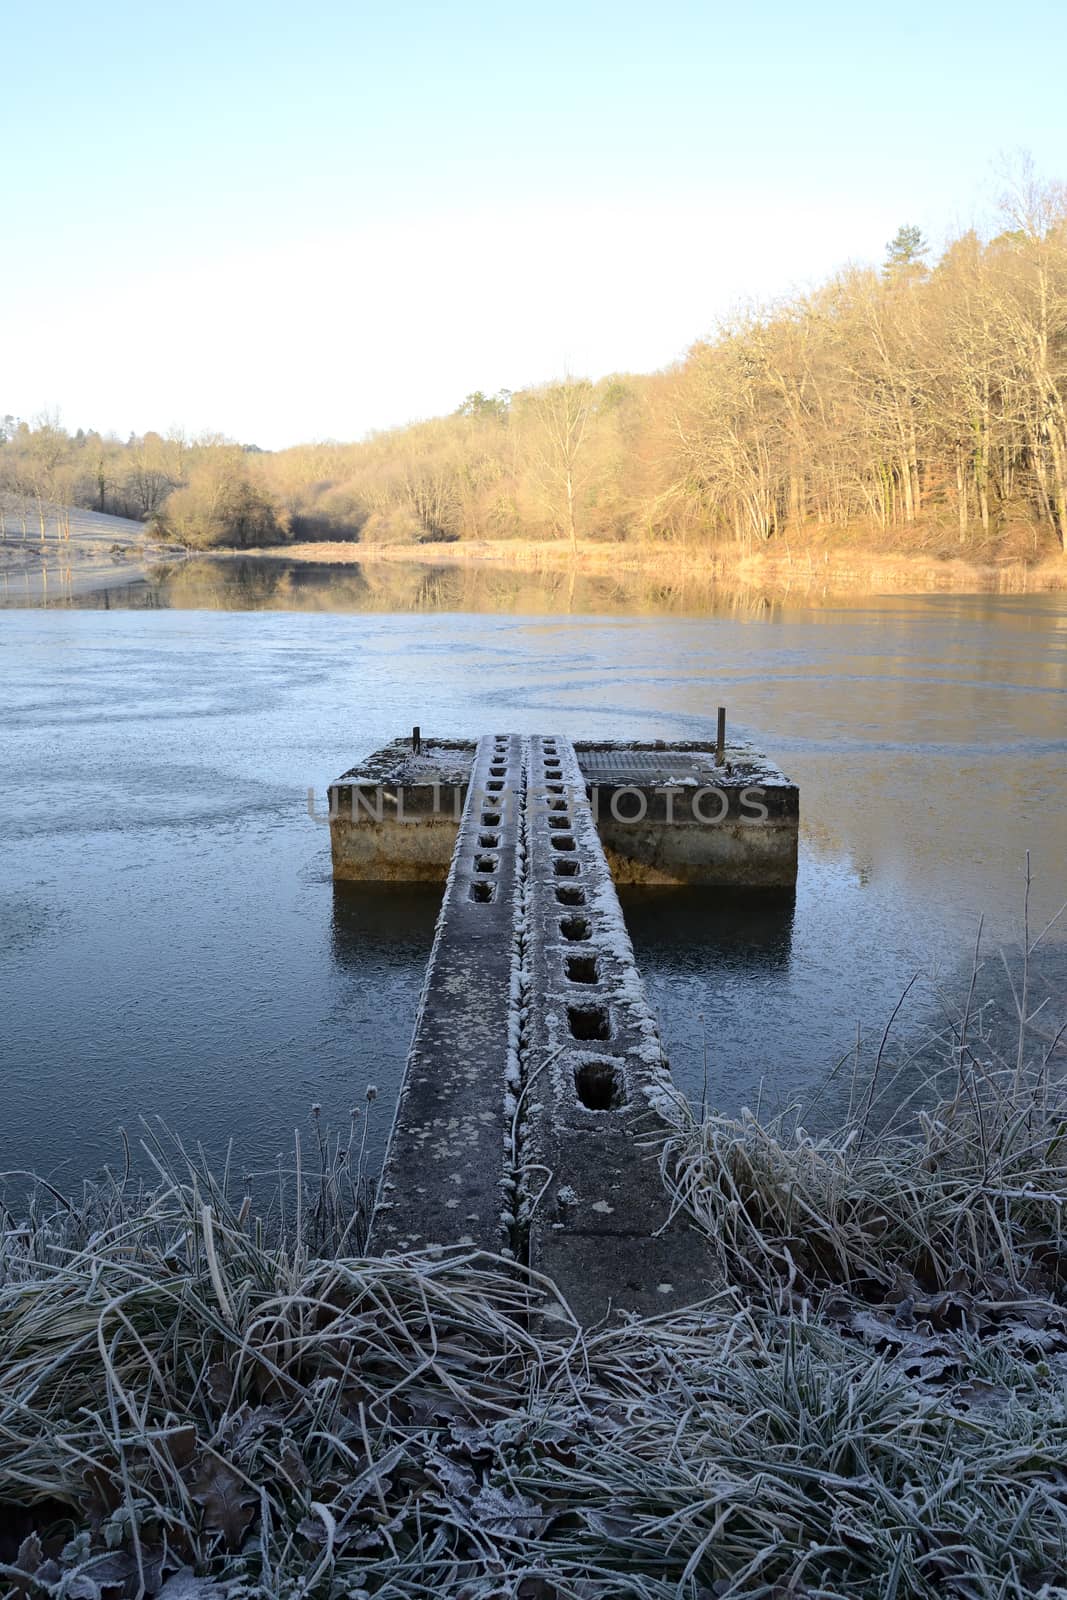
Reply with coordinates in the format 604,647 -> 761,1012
337,739 -> 477,789
331,732 -> 798,886
518,735 -> 710,1319
369,731 -> 724,1315
370,735 -> 527,1257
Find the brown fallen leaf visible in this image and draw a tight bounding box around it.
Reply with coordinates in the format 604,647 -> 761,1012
189,1454 -> 258,1550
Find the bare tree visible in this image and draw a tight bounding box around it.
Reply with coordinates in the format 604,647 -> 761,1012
520,379 -> 594,554
8,168 -> 1067,567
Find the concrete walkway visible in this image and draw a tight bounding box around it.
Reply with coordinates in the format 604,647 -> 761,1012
371,735 -> 712,1321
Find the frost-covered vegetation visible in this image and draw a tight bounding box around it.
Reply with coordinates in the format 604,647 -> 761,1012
2,929 -> 1066,1598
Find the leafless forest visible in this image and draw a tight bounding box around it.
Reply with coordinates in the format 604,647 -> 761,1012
5,174 -> 1067,566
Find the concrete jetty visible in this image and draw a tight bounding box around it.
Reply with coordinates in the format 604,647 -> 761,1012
371,734 -> 525,1260
519,736 -> 704,1319
334,730 -> 799,1320
329,735 -> 798,887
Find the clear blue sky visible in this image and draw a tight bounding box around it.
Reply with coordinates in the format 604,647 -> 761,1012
2,0 -> 1065,447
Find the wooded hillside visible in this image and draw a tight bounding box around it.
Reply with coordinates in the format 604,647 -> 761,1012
4,173 -> 1067,562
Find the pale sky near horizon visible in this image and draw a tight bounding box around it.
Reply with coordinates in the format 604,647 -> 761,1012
2,0 -> 1066,450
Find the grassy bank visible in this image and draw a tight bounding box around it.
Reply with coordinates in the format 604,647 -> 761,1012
240,536 -> 1067,597
3,935 -> 1066,1598
0,509 -> 150,604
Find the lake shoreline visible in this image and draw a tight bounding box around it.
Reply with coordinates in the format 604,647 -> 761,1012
0,526 -> 149,604
234,536 -> 1067,596
5,530 -> 1066,605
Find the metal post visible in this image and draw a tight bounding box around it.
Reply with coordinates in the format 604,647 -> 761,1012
715,707 -> 726,765
412,725 -> 421,755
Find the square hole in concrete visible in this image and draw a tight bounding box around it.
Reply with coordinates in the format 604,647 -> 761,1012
565,954 -> 598,984
547,798 -> 568,813
555,885 -> 585,906
573,1057 -> 625,1111
560,915 -> 592,941
553,858 -> 580,877
479,832 -> 500,848
469,881 -> 495,903
482,811 -> 501,827
550,834 -> 576,851
487,781 -> 504,793
568,1003 -> 611,1041
546,783 -> 565,795
490,766 -> 506,778
474,855 -> 498,874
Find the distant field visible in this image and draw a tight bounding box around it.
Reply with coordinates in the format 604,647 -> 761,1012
0,503 -> 146,543
0,503 -> 151,602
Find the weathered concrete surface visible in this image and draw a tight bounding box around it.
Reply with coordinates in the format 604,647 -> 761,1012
576,740 -> 798,887
371,735 -> 523,1253
330,735 -> 798,887
345,734 -> 794,1302
519,737 -> 712,1323
330,815 -> 461,882
329,739 -> 473,883
368,735 -> 713,1319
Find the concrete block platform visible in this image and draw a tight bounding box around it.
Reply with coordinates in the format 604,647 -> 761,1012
330,733 -> 798,887
371,735 -> 525,1256
363,732 -> 794,1320
329,739 -> 475,883
518,736 -> 709,1322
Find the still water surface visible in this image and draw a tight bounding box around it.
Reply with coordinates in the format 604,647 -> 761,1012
1,559 -> 1065,1189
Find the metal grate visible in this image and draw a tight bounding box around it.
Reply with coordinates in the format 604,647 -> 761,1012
577,750 -> 716,781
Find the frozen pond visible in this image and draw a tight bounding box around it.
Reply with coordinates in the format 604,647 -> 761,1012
1,571 -> 1065,1188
